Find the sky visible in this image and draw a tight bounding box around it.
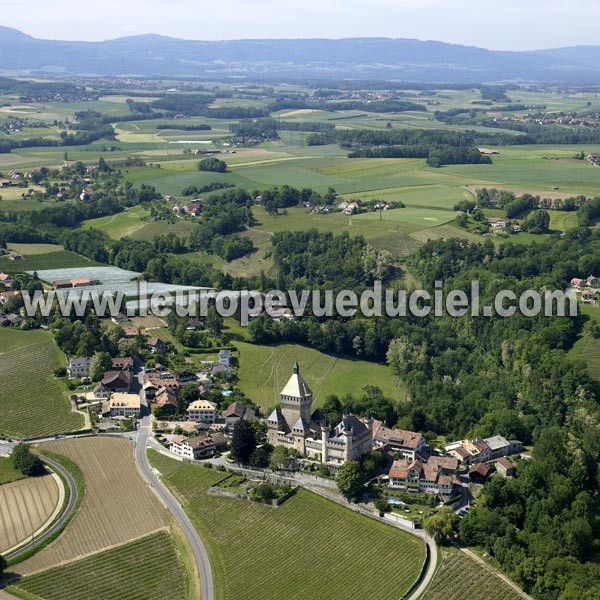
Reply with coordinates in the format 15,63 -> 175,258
2,0 -> 600,51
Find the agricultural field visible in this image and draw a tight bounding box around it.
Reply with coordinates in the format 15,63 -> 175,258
0,328 -> 84,439
0,474 -> 60,554
0,250 -> 101,274
149,452 -> 425,600
6,243 -> 64,255
9,531 -> 192,600
234,340 -> 404,409
16,437 -> 169,576
422,548 -> 525,600
81,205 -> 151,239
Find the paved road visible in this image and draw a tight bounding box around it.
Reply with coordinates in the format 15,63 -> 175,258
5,453 -> 78,563
134,417 -> 214,600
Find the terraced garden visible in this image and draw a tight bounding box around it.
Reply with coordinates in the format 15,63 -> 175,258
9,532 -> 190,600
149,451 -> 425,600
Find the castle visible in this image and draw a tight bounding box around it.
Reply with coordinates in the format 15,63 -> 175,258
267,362 -> 373,466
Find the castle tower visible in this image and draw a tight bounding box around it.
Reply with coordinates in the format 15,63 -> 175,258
342,410 -> 354,462
279,361 -> 313,431
321,419 -> 331,464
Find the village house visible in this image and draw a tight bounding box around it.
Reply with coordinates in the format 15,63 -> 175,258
0,273 -> 14,289
495,457 -> 515,477
147,337 -> 167,354
122,325 -> 139,338
223,401 -> 256,426
67,357 -> 93,379
101,370 -> 133,393
109,393 -> 141,418
388,455 -> 460,496
570,277 -> 584,289
0,290 -> 21,305
468,462 -> 491,484
267,363 -> 374,467
154,386 -> 179,412
187,399 -> 217,423
445,435 -> 522,464
587,275 -> 599,288
488,217 -> 512,230
112,356 -> 134,371
218,349 -> 231,367
582,290 -> 596,304
170,435 -> 216,459
445,437 -> 491,464
484,435 -> 523,460
372,421 -> 427,461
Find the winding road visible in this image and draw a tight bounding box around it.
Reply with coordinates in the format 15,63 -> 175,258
5,453 -> 78,562
134,416 -> 215,600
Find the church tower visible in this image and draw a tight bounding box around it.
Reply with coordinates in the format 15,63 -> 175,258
280,361 -> 313,431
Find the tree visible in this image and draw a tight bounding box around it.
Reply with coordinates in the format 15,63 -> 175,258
270,445 -> 291,470
90,351 -> 112,381
206,306 -> 223,337
523,209 -> 550,234
0,554 -> 6,577
198,157 -> 227,173
11,443 -> 45,477
424,506 -> 459,544
374,497 -> 389,516
230,420 -> 257,464
336,460 -> 364,502
249,445 -> 271,468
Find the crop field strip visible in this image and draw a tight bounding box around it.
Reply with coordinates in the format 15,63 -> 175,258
0,330 -> 84,438
581,337 -> 600,380
422,548 -> 524,600
149,451 -> 425,600
0,475 -> 60,554
16,437 -> 169,576
10,532 -> 189,600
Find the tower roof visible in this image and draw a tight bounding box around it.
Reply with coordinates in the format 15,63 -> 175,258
280,362 -> 312,398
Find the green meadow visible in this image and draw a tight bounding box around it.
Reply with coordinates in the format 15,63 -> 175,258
233,340 -> 404,410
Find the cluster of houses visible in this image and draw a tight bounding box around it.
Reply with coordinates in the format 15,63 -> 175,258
172,198 -> 205,217
569,274 -> 600,304
0,273 -> 24,327
385,434 -> 522,497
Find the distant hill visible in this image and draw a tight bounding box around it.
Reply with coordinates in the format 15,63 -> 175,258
1,27 -> 600,82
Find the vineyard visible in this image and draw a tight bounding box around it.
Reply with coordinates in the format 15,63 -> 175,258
581,337 -> 600,381
16,437 -> 169,576
0,329 -> 84,438
0,250 -> 100,274
10,532 -> 190,600
422,548 -> 525,600
0,474 -> 60,554
149,451 -> 425,600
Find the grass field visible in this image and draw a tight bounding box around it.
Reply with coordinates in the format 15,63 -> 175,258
422,548 -> 524,600
82,205 -> 151,239
0,474 -> 60,554
10,531 -> 191,600
16,437 -> 169,576
0,456 -> 27,484
149,451 -> 425,600
0,329 -> 84,439
6,244 -> 65,255
0,250 -> 100,274
234,341 -> 405,409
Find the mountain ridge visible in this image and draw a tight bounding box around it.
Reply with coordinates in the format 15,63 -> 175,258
0,27 -> 599,82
